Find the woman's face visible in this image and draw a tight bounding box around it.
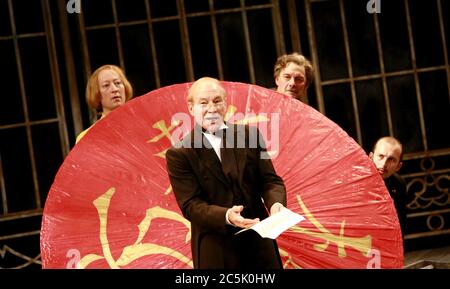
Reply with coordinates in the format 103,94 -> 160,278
98,69 -> 126,115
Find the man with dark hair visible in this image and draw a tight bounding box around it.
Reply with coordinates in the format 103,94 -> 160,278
273,52 -> 314,102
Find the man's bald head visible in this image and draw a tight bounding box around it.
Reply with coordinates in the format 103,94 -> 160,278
187,77 -> 227,133
187,77 -> 226,104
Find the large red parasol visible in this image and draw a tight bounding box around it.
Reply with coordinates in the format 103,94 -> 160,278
40,82 -> 403,269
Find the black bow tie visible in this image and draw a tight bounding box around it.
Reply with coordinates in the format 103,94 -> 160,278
202,127 -> 226,137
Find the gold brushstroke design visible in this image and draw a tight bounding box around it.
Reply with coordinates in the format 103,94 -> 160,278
77,187 -> 193,268
286,195 -> 372,258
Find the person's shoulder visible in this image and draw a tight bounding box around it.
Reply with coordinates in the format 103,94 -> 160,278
75,124 -> 95,143
393,173 -> 406,184
391,173 -> 407,193
166,142 -> 187,162
168,130 -> 196,152
228,123 -> 259,134
231,123 -> 253,129
75,115 -> 106,144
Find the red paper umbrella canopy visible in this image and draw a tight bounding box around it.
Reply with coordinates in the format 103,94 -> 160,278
40,82 -> 403,269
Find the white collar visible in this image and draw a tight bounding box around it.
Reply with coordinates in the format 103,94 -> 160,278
202,123 -> 228,161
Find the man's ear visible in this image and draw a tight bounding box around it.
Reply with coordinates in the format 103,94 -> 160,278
395,161 -> 403,172
275,76 -> 280,87
368,152 -> 374,160
188,102 -> 194,116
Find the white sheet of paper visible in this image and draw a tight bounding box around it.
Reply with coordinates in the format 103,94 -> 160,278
235,207 -> 305,239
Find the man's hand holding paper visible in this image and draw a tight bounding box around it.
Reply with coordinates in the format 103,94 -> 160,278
236,207 -> 305,239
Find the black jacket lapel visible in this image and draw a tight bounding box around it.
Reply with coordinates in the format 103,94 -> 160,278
189,128 -> 230,187
233,124 -> 247,186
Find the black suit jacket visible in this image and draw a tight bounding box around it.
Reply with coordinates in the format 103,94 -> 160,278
166,123 -> 286,268
385,173 -> 407,238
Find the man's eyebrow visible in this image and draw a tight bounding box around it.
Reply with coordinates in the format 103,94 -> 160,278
283,72 -> 303,76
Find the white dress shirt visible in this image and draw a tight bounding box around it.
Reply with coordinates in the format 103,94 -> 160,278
202,123 -> 235,224
202,123 -> 228,162
202,123 -> 284,225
